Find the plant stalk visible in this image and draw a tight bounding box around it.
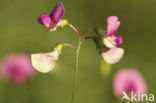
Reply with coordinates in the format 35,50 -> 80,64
71,37 -> 81,103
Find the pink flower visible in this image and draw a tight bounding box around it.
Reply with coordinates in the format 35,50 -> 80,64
104,16 -> 123,47
0,54 -> 35,84
38,3 -> 65,29
101,16 -> 124,64
113,69 -> 147,98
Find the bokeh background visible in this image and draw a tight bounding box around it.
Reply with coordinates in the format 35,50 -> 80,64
0,0 -> 156,103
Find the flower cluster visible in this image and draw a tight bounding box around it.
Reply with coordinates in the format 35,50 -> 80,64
0,2 -> 149,103
32,3 -> 124,73
30,2 -> 148,103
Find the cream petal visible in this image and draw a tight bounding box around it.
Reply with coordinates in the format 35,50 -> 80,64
103,37 -> 116,48
31,50 -> 59,73
101,48 -> 124,64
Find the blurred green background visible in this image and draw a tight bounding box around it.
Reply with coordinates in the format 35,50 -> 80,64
0,0 -> 156,103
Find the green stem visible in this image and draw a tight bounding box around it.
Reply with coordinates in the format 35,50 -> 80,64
63,43 -> 77,51
69,24 -> 80,37
71,37 -> 81,103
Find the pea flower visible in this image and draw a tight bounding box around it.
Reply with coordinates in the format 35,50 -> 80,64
0,54 -> 35,84
31,49 -> 59,73
101,16 -> 124,64
31,42 -> 66,73
113,69 -> 147,98
38,2 -> 68,31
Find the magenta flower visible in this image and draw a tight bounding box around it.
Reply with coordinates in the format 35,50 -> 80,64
0,54 -> 35,84
38,3 -> 65,30
101,16 -> 124,64
113,69 -> 147,98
